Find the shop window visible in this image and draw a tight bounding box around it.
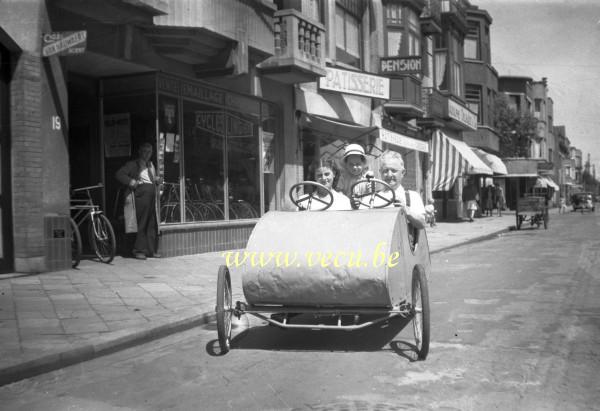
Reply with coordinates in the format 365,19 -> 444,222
104,74 -> 273,225
335,1 -> 362,68
158,95 -> 182,223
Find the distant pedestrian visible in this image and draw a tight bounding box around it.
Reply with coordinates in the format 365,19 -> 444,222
558,196 -> 567,214
462,181 -> 478,222
484,184 -> 494,216
495,183 -> 505,217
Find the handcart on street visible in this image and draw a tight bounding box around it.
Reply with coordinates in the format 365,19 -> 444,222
515,190 -> 548,230
215,178 -> 431,360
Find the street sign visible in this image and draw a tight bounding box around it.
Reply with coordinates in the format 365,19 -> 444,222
42,31 -> 87,57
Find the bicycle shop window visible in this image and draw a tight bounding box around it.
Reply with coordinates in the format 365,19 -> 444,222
335,0 -> 364,68
180,97 -> 262,222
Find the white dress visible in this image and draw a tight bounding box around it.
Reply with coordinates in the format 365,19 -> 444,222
298,189 -> 351,211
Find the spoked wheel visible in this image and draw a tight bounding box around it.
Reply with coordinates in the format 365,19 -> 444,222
88,213 -> 116,263
216,265 -> 233,354
70,217 -> 82,268
411,268 -> 430,360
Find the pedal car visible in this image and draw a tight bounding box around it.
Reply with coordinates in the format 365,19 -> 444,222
215,178 -> 432,359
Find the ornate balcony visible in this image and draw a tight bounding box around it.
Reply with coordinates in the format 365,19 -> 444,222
440,0 -> 468,32
384,76 -> 424,118
420,0 -> 442,34
257,9 -> 327,84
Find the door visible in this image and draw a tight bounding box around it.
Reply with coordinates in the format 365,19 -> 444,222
0,43 -> 13,272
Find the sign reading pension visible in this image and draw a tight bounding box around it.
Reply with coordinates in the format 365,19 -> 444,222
319,67 -> 390,100
380,56 -> 422,75
42,31 -> 87,57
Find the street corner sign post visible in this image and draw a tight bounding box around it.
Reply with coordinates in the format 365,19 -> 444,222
42,31 -> 87,57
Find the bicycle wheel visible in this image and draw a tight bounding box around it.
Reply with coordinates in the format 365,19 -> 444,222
88,213 -> 116,263
70,217 -> 82,268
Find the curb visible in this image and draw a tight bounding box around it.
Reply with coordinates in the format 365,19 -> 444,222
0,225 -> 512,387
0,312 -> 216,387
430,226 -> 511,255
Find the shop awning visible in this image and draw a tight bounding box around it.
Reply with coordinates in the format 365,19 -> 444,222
298,112 -> 378,141
431,131 -> 493,191
471,148 -> 508,175
536,176 -> 559,190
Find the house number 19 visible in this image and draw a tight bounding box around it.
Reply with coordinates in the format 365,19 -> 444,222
52,115 -> 61,130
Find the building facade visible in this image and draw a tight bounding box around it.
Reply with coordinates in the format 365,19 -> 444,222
1,0 -> 507,273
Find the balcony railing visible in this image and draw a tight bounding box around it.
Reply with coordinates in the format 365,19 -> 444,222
420,0 -> 442,34
257,9 -> 327,84
440,0 -> 468,31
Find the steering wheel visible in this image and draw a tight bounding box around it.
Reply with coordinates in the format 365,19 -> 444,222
349,177 -> 396,209
289,181 -> 334,211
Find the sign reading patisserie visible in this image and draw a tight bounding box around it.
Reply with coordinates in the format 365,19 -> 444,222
319,67 -> 390,100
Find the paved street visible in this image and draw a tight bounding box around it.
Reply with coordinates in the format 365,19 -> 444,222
0,209 -> 598,410
0,212 -> 517,386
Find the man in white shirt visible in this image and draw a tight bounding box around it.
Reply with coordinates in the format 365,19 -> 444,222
375,150 -> 426,229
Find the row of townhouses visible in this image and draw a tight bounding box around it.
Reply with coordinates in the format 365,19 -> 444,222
0,0 -> 586,273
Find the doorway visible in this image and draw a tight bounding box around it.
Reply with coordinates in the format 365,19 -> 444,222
0,43 -> 14,272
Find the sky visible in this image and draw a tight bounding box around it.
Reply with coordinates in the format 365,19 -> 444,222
478,0 -> 600,174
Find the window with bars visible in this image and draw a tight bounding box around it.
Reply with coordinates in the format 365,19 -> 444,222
336,1 -> 362,67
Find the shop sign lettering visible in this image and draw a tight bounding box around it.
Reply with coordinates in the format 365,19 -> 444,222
380,56 -> 422,75
195,111 -> 253,138
447,99 -> 477,130
182,83 -> 225,105
42,31 -> 87,57
380,128 -> 428,153
319,67 -> 390,100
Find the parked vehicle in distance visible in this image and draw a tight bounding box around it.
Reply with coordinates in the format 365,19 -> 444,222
571,192 -> 595,213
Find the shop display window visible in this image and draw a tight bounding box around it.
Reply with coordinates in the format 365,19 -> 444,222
103,73 -> 276,226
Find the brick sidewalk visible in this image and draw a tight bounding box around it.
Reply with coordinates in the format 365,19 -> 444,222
0,211 -> 522,385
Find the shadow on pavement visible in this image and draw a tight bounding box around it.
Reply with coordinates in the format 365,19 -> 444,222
206,314 -> 419,358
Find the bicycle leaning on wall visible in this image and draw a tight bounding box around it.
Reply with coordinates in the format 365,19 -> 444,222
70,183 -> 116,268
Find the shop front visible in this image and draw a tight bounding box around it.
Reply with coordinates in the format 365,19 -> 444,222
296,67 -> 390,184
430,130 -> 493,220
102,73 -> 278,257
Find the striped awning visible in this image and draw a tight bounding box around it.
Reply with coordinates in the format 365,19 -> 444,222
430,131 -> 493,191
471,148 -> 508,175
